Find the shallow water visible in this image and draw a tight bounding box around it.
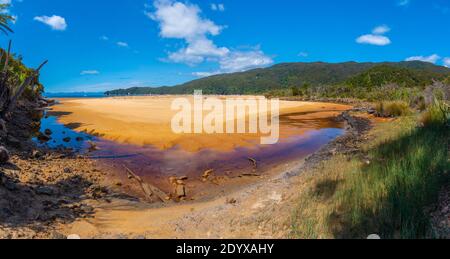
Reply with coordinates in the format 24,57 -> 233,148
34,110 -> 345,197
34,113 -> 95,152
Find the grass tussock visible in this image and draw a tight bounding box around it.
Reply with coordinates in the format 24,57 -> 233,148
420,99 -> 449,128
291,111 -> 449,239
374,101 -> 411,117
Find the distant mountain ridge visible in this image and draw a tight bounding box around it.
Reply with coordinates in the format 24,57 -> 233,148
105,61 -> 450,96
44,92 -> 106,98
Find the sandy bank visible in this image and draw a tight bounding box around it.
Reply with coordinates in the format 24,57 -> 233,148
50,96 -> 352,152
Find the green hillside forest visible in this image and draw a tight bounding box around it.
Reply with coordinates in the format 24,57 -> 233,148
105,61 -> 450,102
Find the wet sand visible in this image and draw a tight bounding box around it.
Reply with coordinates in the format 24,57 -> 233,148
46,96 -> 352,200
51,96 -> 351,152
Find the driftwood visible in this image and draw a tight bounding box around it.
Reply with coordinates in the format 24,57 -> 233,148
124,165 -> 170,203
202,169 -> 214,181
247,157 -> 257,169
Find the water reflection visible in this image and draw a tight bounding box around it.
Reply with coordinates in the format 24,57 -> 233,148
34,113 -> 95,152
34,110 -> 345,197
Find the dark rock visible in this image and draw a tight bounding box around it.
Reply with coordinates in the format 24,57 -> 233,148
0,119 -> 7,139
0,119 -> 6,132
87,141 -> 99,152
0,146 -> 9,164
1,177 -> 17,191
63,168 -> 72,174
75,137 -> 84,142
6,135 -> 21,148
44,129 -> 53,135
226,198 -> 237,204
35,186 -> 56,196
176,184 -> 186,198
32,150 -> 43,159
63,137 -> 71,143
37,133 -> 51,143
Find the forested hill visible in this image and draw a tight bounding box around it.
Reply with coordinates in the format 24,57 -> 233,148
105,61 -> 450,96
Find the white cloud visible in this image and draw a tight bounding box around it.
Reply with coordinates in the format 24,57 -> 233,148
100,35 -> 109,41
117,41 -> 129,47
356,25 -> 391,46
0,0 -> 12,5
150,1 -> 222,40
405,54 -> 441,64
298,52 -> 308,57
398,0 -> 410,6
80,70 -> 100,75
192,71 -> 220,77
356,34 -> 391,46
444,58 -> 450,68
211,3 -> 225,12
34,15 -> 67,31
148,0 -> 272,75
168,37 -> 229,65
219,49 -> 273,72
372,25 -> 390,35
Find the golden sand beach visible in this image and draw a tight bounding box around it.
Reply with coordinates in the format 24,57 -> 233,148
50,96 -> 352,152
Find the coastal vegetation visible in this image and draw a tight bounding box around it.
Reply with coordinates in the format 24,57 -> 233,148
0,4 -> 14,35
290,96 -> 449,238
0,5 -> 46,120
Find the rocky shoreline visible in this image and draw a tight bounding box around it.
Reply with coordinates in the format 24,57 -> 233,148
0,99 -> 127,239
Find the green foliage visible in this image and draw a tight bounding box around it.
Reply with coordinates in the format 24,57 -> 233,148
345,65 -> 442,89
106,62 -> 450,103
332,122 -> 448,238
0,4 -> 14,35
420,99 -> 450,127
0,49 -> 43,100
444,76 -> 450,85
374,101 -> 411,117
291,86 -> 300,96
291,117 -> 449,239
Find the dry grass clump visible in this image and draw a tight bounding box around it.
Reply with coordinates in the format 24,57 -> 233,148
374,101 -> 411,117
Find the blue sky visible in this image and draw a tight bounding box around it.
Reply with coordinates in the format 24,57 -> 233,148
1,0 -> 450,93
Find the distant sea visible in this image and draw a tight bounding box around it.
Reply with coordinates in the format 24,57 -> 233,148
44,92 -> 106,98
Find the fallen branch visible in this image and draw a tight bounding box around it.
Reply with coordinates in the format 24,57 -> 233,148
247,157 -> 257,169
202,169 -> 214,181
124,165 -> 170,203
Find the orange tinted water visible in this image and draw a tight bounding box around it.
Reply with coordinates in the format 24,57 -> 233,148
88,112 -> 345,199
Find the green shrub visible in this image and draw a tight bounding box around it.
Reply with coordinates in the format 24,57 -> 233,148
420,99 -> 449,127
375,101 -> 411,117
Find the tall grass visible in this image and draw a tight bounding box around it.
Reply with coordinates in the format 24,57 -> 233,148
291,113 -> 449,239
375,101 -> 411,117
420,99 -> 449,128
